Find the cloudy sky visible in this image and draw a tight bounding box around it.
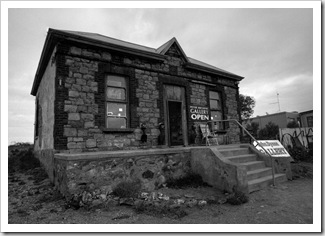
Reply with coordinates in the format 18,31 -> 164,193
5,3 -> 316,144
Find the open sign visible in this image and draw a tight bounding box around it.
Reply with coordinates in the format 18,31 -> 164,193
190,106 -> 209,121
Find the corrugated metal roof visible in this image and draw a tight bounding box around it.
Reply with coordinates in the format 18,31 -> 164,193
57,29 -> 243,79
32,29 -> 244,95
61,30 -> 157,53
187,57 -> 241,77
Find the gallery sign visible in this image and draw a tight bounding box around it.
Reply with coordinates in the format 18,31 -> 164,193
253,140 -> 291,157
189,106 -> 209,121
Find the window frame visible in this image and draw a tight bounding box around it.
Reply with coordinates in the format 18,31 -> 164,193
105,74 -> 130,130
208,90 -> 224,131
306,116 -> 313,127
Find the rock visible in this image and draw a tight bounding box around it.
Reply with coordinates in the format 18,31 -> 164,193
186,199 -> 197,208
119,198 -> 134,206
198,200 -> 207,207
156,175 -> 166,187
175,199 -> 185,205
218,198 -> 227,204
134,199 -> 144,207
91,199 -> 102,207
169,203 -> 181,209
100,186 -> 113,195
150,192 -> 158,201
158,194 -> 170,201
100,194 -> 107,200
140,192 -> 149,199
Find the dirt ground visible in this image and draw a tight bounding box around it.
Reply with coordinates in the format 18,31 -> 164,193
8,162 -> 313,225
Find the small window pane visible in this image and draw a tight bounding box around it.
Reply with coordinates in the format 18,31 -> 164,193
211,111 -> 223,130
107,75 -> 126,88
209,91 -> 220,100
106,87 -> 126,100
107,103 -> 126,117
210,99 -> 221,110
106,117 -> 127,129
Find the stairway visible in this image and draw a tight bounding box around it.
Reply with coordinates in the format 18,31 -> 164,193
218,146 -> 287,193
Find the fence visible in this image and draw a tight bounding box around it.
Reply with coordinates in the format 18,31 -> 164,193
279,127 -> 313,150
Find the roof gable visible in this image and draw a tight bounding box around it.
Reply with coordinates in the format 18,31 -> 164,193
156,37 -> 189,62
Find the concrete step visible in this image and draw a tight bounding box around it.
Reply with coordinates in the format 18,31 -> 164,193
219,148 -> 250,157
247,167 -> 273,181
248,173 -> 287,193
226,154 -> 257,163
239,161 -> 265,171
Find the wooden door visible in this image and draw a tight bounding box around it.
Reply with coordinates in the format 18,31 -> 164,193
163,85 -> 188,146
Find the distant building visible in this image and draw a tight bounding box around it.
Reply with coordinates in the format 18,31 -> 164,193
298,110 -> 313,127
243,111 -> 300,130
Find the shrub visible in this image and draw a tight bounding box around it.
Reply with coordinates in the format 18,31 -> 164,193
165,173 -> 211,189
246,122 -> 259,138
8,147 -> 40,173
227,191 -> 249,205
112,179 -> 142,198
258,122 -> 279,140
288,146 -> 313,163
287,121 -> 299,128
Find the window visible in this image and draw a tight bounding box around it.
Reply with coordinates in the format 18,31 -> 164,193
106,75 -> 128,129
209,91 -> 224,130
307,116 -> 313,127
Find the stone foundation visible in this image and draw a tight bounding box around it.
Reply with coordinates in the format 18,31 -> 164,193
54,149 -> 192,199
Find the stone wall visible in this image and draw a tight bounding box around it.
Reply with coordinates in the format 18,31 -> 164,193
135,69 -> 160,135
224,86 -> 241,143
54,150 -> 192,199
190,83 -> 208,107
191,147 -> 248,193
53,41 -> 242,153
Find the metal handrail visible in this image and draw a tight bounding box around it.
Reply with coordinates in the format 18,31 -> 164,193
204,119 -> 276,186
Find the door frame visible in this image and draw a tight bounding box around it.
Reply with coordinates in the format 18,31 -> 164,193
163,85 -> 188,147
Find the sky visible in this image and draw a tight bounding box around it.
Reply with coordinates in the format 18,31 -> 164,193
5,4 -> 316,144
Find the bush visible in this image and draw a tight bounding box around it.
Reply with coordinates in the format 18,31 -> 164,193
227,191 -> 249,205
287,121 -> 299,128
8,147 -> 40,173
165,173 -> 211,189
288,146 -> 312,163
246,122 -> 259,137
112,179 -> 142,198
258,122 -> 279,140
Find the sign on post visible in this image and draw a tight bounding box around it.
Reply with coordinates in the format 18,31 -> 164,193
253,140 -> 291,157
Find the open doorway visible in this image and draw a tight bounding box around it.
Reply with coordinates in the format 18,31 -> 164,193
163,84 -> 188,147
168,101 -> 183,146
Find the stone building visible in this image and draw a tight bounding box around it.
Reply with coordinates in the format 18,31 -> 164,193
31,28 -> 244,186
